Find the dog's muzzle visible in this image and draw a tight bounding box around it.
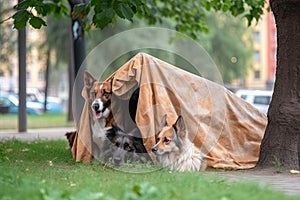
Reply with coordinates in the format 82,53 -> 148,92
112,157 -> 122,166
92,102 -> 100,112
92,99 -> 111,119
151,146 -> 158,154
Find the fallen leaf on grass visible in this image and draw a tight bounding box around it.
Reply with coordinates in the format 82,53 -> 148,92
70,182 -> 76,187
21,148 -> 29,152
5,148 -> 13,153
290,170 -> 300,174
48,161 -> 53,166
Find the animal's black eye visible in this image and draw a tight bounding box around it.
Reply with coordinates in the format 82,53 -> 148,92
164,137 -> 170,143
124,143 -> 134,152
128,147 -> 134,152
156,137 -> 160,143
103,90 -> 110,97
115,142 -> 120,147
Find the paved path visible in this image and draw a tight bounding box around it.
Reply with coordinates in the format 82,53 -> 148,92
212,170 -> 300,196
1,128 -> 300,197
0,127 -> 76,141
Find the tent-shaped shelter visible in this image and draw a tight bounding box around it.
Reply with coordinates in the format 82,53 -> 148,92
72,53 -> 267,170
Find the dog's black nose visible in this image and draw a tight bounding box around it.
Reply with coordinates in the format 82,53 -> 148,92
113,157 -> 122,166
92,103 -> 99,111
151,147 -> 157,153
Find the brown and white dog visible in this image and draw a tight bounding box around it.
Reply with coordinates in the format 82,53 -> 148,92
152,115 -> 206,172
84,71 -> 114,160
84,71 -> 149,165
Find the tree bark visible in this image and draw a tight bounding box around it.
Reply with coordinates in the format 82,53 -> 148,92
67,0 -> 88,124
257,0 -> 300,170
44,48 -> 50,113
18,0 -> 27,132
67,22 -> 75,122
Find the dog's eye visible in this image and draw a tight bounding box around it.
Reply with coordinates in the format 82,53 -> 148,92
103,90 -> 111,97
115,142 -> 120,147
156,137 -> 160,143
163,137 -> 170,144
124,143 -> 134,152
128,147 -> 134,152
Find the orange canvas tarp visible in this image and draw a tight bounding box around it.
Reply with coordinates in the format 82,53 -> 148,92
73,52 -> 267,169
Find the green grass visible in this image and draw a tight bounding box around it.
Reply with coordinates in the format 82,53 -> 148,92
0,114 -> 74,130
0,140 -> 299,200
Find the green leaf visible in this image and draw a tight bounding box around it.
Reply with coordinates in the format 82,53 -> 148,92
128,0 -> 143,8
35,2 -> 57,16
29,16 -> 46,29
222,0 -> 231,12
212,0 -> 222,10
93,8 -> 115,29
200,1 -> 209,11
14,0 -> 32,9
245,14 -> 252,26
12,10 -> 30,29
35,3 -> 48,16
117,3 -> 135,20
74,4 -> 87,16
54,4 -> 69,17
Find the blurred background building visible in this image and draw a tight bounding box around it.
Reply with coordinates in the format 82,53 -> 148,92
242,6 -> 276,90
0,1 -> 276,98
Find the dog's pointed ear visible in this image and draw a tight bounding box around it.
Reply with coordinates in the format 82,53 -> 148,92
84,71 -> 96,88
106,126 -> 116,142
159,114 -> 168,130
173,115 -> 186,137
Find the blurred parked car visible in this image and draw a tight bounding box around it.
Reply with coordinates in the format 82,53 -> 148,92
26,88 -> 63,114
26,95 -> 63,114
0,96 -> 10,114
0,94 -> 63,115
235,89 -> 273,114
1,94 -> 43,115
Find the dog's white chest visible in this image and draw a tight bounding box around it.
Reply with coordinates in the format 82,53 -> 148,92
91,119 -> 107,139
158,140 -> 204,172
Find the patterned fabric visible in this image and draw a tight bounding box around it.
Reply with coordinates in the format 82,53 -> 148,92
72,52 -> 267,169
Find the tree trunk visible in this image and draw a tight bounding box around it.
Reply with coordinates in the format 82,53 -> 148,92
257,0 -> 300,170
44,48 -> 50,113
67,21 -> 75,122
67,0 -> 87,124
18,0 -> 27,132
